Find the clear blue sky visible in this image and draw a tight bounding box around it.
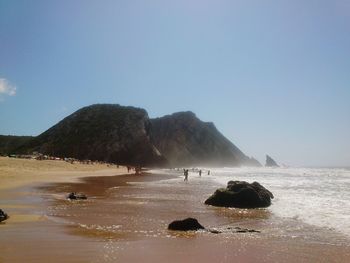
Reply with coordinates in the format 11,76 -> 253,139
1,0 -> 349,167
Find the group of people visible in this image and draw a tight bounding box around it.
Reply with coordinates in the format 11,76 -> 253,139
127,165 -> 142,174
183,168 -> 210,181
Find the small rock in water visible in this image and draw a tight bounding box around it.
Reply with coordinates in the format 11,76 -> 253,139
168,218 -> 205,231
0,209 -> 9,222
67,192 -> 87,200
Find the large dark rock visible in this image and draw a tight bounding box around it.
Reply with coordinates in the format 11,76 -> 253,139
205,181 -> 274,208
168,218 -> 205,231
0,209 -> 9,222
265,154 -> 279,167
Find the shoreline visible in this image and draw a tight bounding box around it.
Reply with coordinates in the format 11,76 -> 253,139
0,156 -> 129,228
1,158 -> 350,262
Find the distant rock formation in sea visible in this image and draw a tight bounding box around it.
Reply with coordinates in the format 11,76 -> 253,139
1,104 -> 261,167
265,154 -> 279,167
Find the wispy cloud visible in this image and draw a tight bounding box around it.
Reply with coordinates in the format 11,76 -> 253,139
0,78 -> 17,97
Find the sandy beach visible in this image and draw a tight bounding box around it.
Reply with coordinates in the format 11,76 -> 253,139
0,156 -> 126,224
1,157 -> 350,262
0,156 -> 127,190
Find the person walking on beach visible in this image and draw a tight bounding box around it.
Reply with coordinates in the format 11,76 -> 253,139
208,170 -> 210,175
199,170 -> 202,177
184,169 -> 189,181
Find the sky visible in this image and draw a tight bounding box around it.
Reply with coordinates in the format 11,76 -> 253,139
0,0 -> 349,167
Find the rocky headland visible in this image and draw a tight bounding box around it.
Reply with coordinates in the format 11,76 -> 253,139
1,104 -> 261,168
151,111 -> 261,167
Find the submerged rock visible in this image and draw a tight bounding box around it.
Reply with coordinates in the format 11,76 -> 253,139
67,192 -> 87,200
227,226 -> 261,233
168,218 -> 205,231
0,209 -> 9,222
167,217 -> 261,234
265,154 -> 279,167
208,229 -> 222,234
205,181 -> 274,208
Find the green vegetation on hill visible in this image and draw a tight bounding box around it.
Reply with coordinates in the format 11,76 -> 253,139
16,104 -> 166,166
0,135 -> 33,155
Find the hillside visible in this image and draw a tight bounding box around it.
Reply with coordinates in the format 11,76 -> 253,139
0,135 -> 33,155
16,104 -> 167,166
5,104 -> 261,167
151,112 -> 260,167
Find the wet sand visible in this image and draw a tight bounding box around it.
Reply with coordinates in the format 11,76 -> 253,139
0,157 -> 127,262
1,173 -> 349,262
1,160 -> 350,262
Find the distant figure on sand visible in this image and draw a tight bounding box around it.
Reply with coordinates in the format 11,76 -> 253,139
127,166 -> 131,173
208,170 -> 210,175
135,166 -> 141,175
199,170 -> 202,176
184,169 -> 189,181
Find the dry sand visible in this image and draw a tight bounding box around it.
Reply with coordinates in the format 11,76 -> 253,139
0,156 -> 127,190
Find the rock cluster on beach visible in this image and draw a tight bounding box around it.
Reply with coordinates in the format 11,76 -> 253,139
205,181 -> 274,208
3,104 -> 261,167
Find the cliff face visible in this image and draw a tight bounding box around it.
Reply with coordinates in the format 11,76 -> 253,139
8,104 -> 261,167
18,104 -> 166,166
150,112 -> 260,167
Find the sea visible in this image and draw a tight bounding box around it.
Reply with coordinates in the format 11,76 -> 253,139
155,167 -> 350,239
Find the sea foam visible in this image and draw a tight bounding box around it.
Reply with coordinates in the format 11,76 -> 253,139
206,167 -> 350,238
